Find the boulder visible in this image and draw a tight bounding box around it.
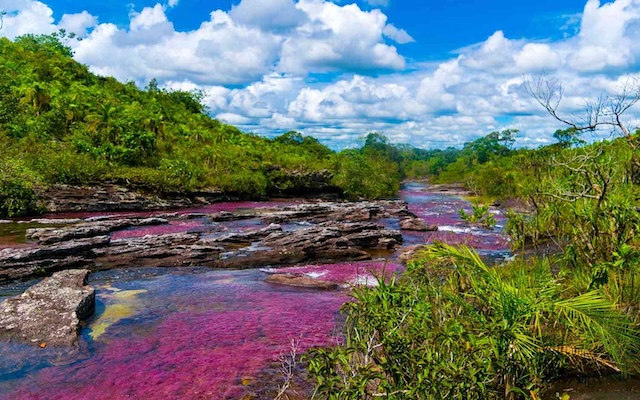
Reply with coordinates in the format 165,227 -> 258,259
397,244 -> 430,264
206,224 -> 282,244
213,222 -> 402,269
399,216 -> 438,232
0,269 -> 95,346
260,201 -> 400,224
94,232 -> 222,269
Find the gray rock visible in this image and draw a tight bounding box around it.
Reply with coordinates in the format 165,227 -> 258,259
214,222 -> 402,269
0,269 -> 95,346
260,202 -> 393,224
35,184 -> 233,213
26,218 -> 168,244
27,218 -> 83,225
0,236 -> 110,283
265,273 -> 339,290
399,216 -> 438,232
205,224 -> 282,244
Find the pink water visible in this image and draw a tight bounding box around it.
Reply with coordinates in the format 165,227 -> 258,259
0,182 -> 511,399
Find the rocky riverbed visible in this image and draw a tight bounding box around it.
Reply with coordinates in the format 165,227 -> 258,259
0,182 -> 513,399
0,200 -> 435,283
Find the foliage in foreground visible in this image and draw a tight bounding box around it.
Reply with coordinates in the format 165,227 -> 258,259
306,243 -> 640,400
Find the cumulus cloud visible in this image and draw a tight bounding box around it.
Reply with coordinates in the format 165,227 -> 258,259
129,4 -> 168,31
568,0 -> 640,71
229,0 -> 305,31
73,9 -> 282,85
383,24 -> 414,44
278,1 -> 406,73
2,1 -> 409,86
1,0 -> 56,38
58,11 -> 97,37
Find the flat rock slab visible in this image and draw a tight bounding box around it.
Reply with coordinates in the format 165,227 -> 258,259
26,218 -> 168,245
0,269 -> 95,346
0,236 -> 110,282
265,273 -> 339,290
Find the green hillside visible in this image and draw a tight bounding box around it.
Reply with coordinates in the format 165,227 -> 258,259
0,32 -> 417,217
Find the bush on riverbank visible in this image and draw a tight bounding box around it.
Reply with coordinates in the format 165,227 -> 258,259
0,160 -> 40,217
307,244 -> 640,399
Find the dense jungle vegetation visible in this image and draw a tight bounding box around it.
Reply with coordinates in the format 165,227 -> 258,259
306,81 -> 640,398
0,32 -> 440,218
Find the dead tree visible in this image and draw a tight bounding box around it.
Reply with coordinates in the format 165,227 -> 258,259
525,75 -> 640,182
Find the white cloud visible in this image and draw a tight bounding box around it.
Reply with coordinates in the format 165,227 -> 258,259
0,0 -> 55,38
569,0 -> 640,71
514,43 -> 561,71
383,24 -> 414,44
72,8 -> 282,85
129,4 -> 168,31
58,11 -> 97,37
229,0 -> 305,31
278,1 -> 406,73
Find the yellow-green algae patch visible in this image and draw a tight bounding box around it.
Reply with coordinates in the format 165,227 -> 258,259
89,287 -> 147,340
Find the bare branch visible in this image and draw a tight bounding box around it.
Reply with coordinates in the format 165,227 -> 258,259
275,336 -> 301,400
525,74 -> 640,145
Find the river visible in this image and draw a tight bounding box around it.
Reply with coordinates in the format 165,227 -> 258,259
0,182 -> 512,399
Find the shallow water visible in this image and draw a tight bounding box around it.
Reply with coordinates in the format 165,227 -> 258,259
0,182 -> 511,399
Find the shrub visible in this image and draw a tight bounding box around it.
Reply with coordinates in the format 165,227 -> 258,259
0,160 -> 40,217
306,244 -> 640,400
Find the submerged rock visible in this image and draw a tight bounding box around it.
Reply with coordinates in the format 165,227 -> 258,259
0,269 -> 95,346
265,273 -> 339,290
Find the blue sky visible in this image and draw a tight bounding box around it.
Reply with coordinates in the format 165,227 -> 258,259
2,0 -> 639,149
42,0 -> 590,58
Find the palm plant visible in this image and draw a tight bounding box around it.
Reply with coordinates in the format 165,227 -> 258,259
427,244 -> 640,398
307,243 -> 640,400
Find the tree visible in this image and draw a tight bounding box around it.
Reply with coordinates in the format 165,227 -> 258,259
463,129 -> 518,164
525,75 -> 640,151
15,30 -> 75,58
552,127 -> 585,148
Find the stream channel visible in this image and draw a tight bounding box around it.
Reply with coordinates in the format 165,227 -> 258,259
1,182 -> 626,399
